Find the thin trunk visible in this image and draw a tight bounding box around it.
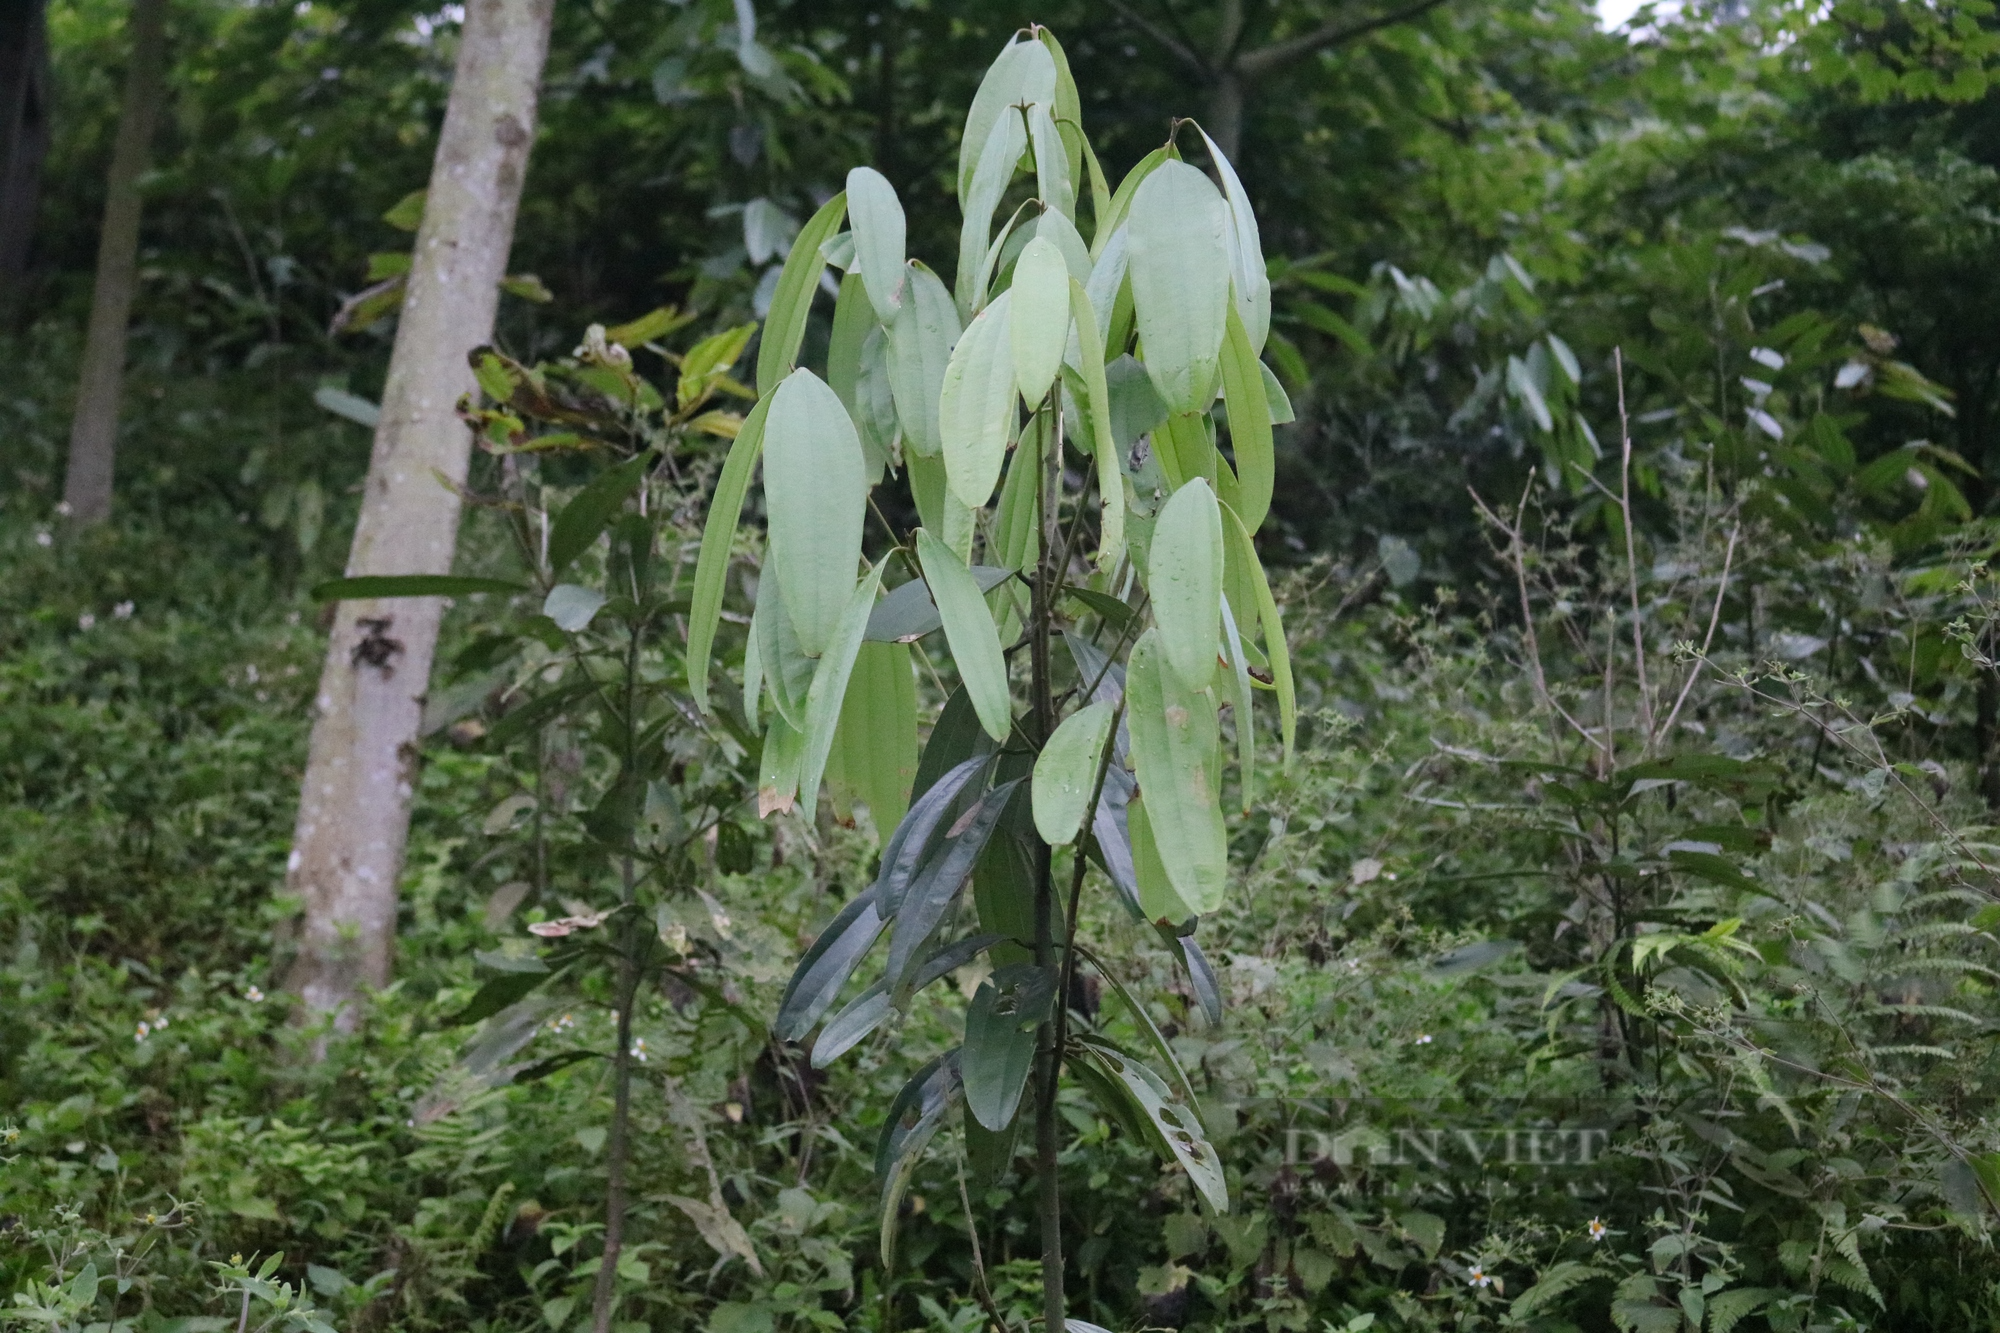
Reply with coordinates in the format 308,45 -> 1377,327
1030,400 -> 1066,1333
284,0 -> 553,1033
0,0 -> 51,320
1204,70 -> 1243,163
60,0 -> 165,523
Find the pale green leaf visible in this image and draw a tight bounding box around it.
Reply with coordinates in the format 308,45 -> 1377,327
939,289 -> 1018,509
1199,127 -> 1271,355
829,641 -> 918,833
755,574 -> 815,732
1033,700 -> 1115,845
992,442 -> 1041,573
1068,278 -> 1123,569
1125,629 -> 1227,914
1082,226 -> 1128,350
763,369 -> 867,657
1035,208 -> 1092,283
1010,237 -> 1071,406
827,274 -> 888,486
1092,148 -> 1166,261
755,191 -> 847,396
1219,596 -> 1255,811
797,558 -> 889,811
1218,303 -> 1274,533
543,583 -> 606,633
887,262 -> 960,458
758,712 -> 807,817
686,392 -> 772,714
1075,1035 -> 1228,1213
1028,102 -> 1074,221
1127,161 -> 1231,415
846,166 -> 907,323
957,38 -> 1056,207
1129,792 -> 1196,922
957,109 -> 1030,318
1259,361 -> 1294,423
1220,501 -> 1295,765
917,528 -> 1012,742
1149,478 -> 1224,691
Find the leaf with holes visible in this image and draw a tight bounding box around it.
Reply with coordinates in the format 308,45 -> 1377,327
964,963 -> 1055,1130
1073,1034 -> 1227,1213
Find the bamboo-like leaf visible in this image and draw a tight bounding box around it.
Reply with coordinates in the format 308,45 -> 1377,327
1127,161 -> 1231,415
1128,791 -> 1197,923
1069,279 -> 1123,568
548,452 -> 650,576
686,393 -> 773,714
1125,630 -> 1227,915
886,779 -> 1022,987
797,558 -> 889,811
776,887 -> 885,1040
763,368 -> 867,657
755,191 -> 847,396
1028,102 -> 1074,221
1073,1034 -> 1228,1213
1178,932 -> 1224,1027
810,981 -> 890,1067
741,606 -> 763,732
906,448 -> 948,533
1220,501 -> 1295,765
992,445 -> 1041,574
1149,478 -> 1224,691
917,530 -> 1013,741
1219,303 -> 1274,535
1033,700 -> 1115,845
957,108 -> 1030,319
957,38 -> 1056,207
942,493 -> 977,564
878,1053 -> 962,1270
1082,227 -> 1129,349
830,641 -> 918,834
939,290 -> 1018,509
866,565 -> 1015,643
887,262 -> 960,458
1092,148 -> 1167,261
1199,127 -> 1271,355
878,755 -> 989,918
1011,238 -> 1071,407
1259,361 -> 1294,424
1219,596 -> 1256,811
845,166 -> 907,323
1036,28 -> 1087,196
964,963 -> 1055,1130
1036,208 -> 1092,283
827,274 -> 888,485
757,711 -> 807,818
756,575 -> 814,731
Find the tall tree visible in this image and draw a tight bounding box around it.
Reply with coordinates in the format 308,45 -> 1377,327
60,0 -> 165,522
0,0 -> 51,320
284,0 -> 555,1032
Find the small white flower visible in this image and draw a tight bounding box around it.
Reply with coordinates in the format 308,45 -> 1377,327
244,985 -> 265,1003
134,1022 -> 150,1042
1588,1217 -> 1607,1241
77,613 -> 95,631
1415,1033 -> 1433,1045
113,601 -> 135,619
55,501 -> 72,517
1468,1266 -> 1492,1288
34,531 -> 52,547
630,1038 -> 648,1063
548,1012 -> 576,1033
154,1015 -> 169,1029
246,664 -> 260,683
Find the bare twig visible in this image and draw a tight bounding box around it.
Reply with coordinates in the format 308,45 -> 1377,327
1469,481 -> 1596,753
1614,349 -> 1654,747
1233,0 -> 1456,76
956,1157 -> 1009,1333
1658,525 -> 1739,741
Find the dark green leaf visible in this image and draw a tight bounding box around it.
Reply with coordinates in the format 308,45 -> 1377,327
548,452 -> 651,576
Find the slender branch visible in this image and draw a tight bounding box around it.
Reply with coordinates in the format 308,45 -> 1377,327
1102,0 -> 1210,76
955,1159 -> 1009,1333
1658,525 -> 1738,741
1614,349 -> 1654,747
1469,482 -> 1596,754
1233,0 -> 1455,77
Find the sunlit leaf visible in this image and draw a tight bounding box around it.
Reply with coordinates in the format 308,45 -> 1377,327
1149,478 -> 1224,691
1127,162 -> 1230,414
846,166 -> 908,323
686,393 -> 773,714
763,369 -> 867,657
1010,237 -> 1071,407
1033,700 -> 1115,845
939,290 -> 1018,509
1125,630 -> 1227,915
916,529 -> 1013,742
755,191 -> 847,396
887,262 -> 961,458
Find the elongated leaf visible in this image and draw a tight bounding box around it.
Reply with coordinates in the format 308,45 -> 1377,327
1127,162 -> 1230,415
964,962 -> 1055,1130
1128,791 -> 1196,923
830,641 -> 918,833
756,191 -> 847,395
1199,127 -> 1271,355
1150,478 -> 1224,691
1083,227 -> 1129,347
957,108 -> 1030,318
1220,501 -> 1295,765
757,711 -> 807,817
1011,237 -> 1071,406
797,559 -> 888,812
776,887 -> 885,1040
1073,1035 -> 1228,1213
992,443 -> 1042,573
312,574 -> 524,601
1072,939 -> 1202,1108
687,392 -> 773,713
1037,208 -> 1092,283
1034,700 -> 1115,845
878,1053 -> 962,1268
910,932 -> 1009,994
827,273 -> 887,485
1219,304 -> 1274,534
1091,768 -> 1143,920
741,607 -> 762,732
846,166 -> 907,323
1179,932 -> 1224,1027
1106,353 -> 1168,453
958,38 -> 1056,206
1259,361 -> 1294,424
940,290 -> 1018,509
811,981 -> 890,1067
886,778 -> 1022,986
877,755 -> 989,918
1219,595 -> 1256,811
548,452 -> 650,576
887,262 -> 960,457
756,566 -> 815,731
914,689 -> 993,801
1037,27 -> 1087,185
866,566 -> 1015,643
1028,101 -> 1073,221
1093,148 -> 1167,261
1068,279 -> 1123,568
1125,630 -> 1227,915
916,529 -> 1013,742
763,369 -> 867,657
447,966 -> 557,1027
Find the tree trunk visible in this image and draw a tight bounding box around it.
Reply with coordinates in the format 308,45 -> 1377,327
60,0 -> 165,523
0,0 -> 51,320
1205,68 -> 1244,163
284,0 -> 553,1033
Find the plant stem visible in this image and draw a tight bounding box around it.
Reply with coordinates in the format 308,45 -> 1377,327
1030,391 -> 1066,1333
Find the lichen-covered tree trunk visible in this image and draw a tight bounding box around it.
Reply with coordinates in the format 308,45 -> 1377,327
285,0 -> 553,1032
60,0 -> 164,522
